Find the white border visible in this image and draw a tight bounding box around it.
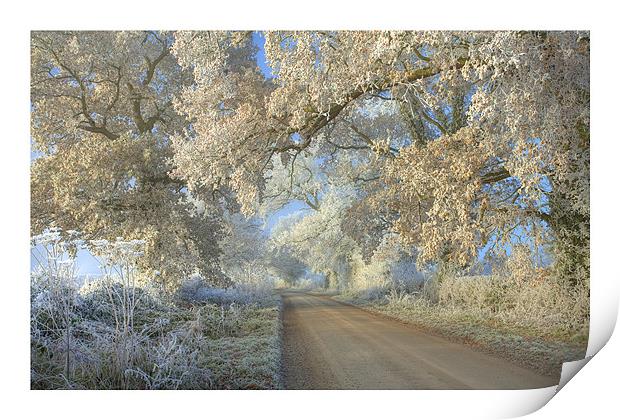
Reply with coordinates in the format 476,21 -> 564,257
2,1 -> 618,419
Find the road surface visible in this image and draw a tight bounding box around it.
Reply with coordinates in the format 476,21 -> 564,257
281,290 -> 560,389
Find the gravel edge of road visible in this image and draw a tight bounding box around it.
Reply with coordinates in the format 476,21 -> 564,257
275,293 -> 285,389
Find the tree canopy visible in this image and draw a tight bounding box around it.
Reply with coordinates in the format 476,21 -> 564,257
31,30 -> 590,289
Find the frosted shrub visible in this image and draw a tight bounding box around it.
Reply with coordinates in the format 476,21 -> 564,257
32,233 -> 206,389
124,334 -> 213,389
87,238 -> 150,387
346,246 -> 425,300
79,278 -> 166,330
386,288 -> 417,306
498,246 -> 588,336
225,264 -> 276,300
31,228 -> 83,386
349,243 -> 588,343
438,275 -> 508,313
500,274 -> 589,336
427,256 -> 589,338
181,285 -> 248,305
179,271 -> 274,305
390,259 -> 426,292
356,285 -> 390,301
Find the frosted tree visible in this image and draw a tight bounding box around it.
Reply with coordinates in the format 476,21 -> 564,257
264,245 -> 307,286
172,31 -> 589,286
259,143 -> 326,215
32,30 -> 589,289
218,212 -> 270,288
31,31 -> 224,286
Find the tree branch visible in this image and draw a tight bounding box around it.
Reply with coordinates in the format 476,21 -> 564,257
277,57 -> 468,153
480,167 -> 511,184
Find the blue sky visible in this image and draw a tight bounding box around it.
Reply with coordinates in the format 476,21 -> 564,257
31,242 -> 102,276
252,31 -> 274,79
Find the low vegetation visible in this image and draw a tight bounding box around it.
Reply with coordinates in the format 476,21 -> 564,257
30,232 -> 282,390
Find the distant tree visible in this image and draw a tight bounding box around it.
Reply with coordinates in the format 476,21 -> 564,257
218,213 -> 270,287
265,246 -> 307,286
270,190 -> 361,288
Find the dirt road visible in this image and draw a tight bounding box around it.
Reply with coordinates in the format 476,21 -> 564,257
281,291 -> 560,389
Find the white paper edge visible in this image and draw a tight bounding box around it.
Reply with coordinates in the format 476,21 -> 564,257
4,4 -> 620,420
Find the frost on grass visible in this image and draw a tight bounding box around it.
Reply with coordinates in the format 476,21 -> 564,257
31,233 -> 281,390
31,277 -> 281,389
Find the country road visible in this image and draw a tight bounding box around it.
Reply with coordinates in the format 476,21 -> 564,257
281,291 -> 560,390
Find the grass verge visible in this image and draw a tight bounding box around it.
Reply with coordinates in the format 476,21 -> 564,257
31,279 -> 283,390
